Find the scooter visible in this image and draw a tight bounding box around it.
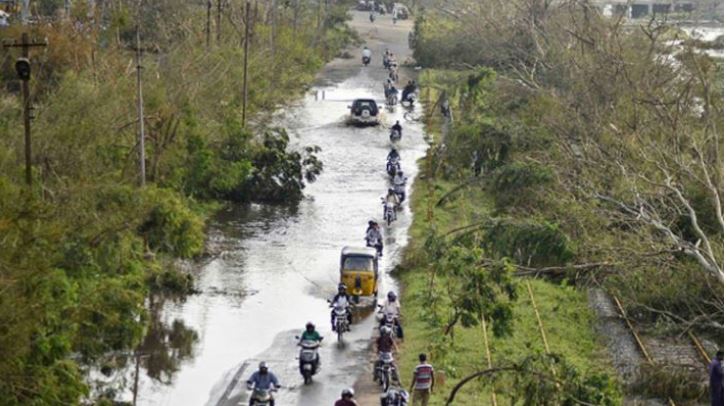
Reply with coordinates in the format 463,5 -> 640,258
389,128 -> 401,142
362,55 -> 371,66
296,338 -> 321,384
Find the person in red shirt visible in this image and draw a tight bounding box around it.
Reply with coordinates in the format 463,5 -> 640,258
334,388 -> 359,406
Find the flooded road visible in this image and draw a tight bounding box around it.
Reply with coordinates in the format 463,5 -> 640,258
134,11 -> 427,406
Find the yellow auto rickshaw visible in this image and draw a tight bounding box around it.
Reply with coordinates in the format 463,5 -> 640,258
339,246 -> 379,304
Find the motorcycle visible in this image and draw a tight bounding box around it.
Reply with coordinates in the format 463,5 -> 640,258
247,384 -> 278,406
389,128 -> 401,142
332,304 -> 350,342
380,387 -> 409,406
386,158 -> 400,178
370,12 -> 376,22
388,68 -> 398,82
362,55 -> 371,66
296,338 -> 321,384
381,197 -> 397,226
377,304 -> 402,336
375,351 -> 398,392
401,92 -> 415,107
386,92 -> 398,106
393,178 -> 406,203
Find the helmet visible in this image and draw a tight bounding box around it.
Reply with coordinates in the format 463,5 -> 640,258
342,388 -> 355,398
259,361 -> 268,371
306,322 -> 315,330
395,120 -> 400,124
369,220 -> 375,226
397,171 -> 403,176
380,325 -> 392,336
387,291 -> 397,301
338,283 -> 347,291
388,188 -> 395,194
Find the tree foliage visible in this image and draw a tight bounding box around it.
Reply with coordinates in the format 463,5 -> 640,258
0,0 -> 355,403
412,0 -> 723,339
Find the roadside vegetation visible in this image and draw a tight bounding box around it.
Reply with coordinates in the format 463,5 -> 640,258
399,0 -> 723,403
0,0 -> 357,404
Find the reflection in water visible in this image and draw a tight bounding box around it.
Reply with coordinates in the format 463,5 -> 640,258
140,296 -> 199,384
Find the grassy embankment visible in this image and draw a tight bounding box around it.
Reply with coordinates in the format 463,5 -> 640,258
394,75 -> 618,404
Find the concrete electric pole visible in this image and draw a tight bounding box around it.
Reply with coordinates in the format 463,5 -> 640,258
3,33 -> 47,186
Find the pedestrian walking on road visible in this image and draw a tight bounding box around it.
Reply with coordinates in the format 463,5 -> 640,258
710,350 -> 724,406
410,353 -> 434,406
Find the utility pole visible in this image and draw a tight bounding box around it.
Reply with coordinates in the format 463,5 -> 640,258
241,0 -> 251,127
216,0 -> 222,44
135,23 -> 146,186
4,33 -> 47,187
206,0 -> 212,48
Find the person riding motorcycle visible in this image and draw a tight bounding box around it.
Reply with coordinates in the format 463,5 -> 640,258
330,283 -> 353,331
387,148 -> 400,163
362,46 -> 372,64
391,121 -> 403,137
401,81 -> 417,103
369,10 -> 376,22
335,388 -> 359,406
386,150 -> 401,177
298,322 -> 323,374
380,291 -> 403,338
386,86 -> 399,105
366,221 -> 383,256
383,188 -> 401,221
393,171 -> 406,202
374,326 -> 399,382
246,362 -> 281,406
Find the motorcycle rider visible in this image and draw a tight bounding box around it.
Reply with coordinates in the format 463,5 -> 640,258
298,322 -> 323,374
391,120 -> 403,137
387,148 -> 400,163
246,362 -> 281,406
380,291 -> 403,338
401,81 -> 417,103
330,283 -> 353,331
370,10 -> 376,22
374,326 -> 399,382
383,188 -> 400,222
393,171 -> 407,202
385,188 -> 401,209
335,388 -> 359,406
362,46 -> 372,64
366,220 -> 383,256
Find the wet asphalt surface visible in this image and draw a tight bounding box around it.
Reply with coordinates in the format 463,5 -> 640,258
134,11 -> 426,406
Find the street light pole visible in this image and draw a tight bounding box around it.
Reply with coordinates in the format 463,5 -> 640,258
4,32 -> 47,187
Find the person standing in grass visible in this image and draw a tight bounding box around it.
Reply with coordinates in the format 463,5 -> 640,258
410,353 -> 434,406
710,350 -> 723,406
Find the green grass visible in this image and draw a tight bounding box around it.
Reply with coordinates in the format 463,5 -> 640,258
394,109 -> 619,404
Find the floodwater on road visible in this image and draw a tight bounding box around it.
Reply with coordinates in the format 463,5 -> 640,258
132,12 -> 427,406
